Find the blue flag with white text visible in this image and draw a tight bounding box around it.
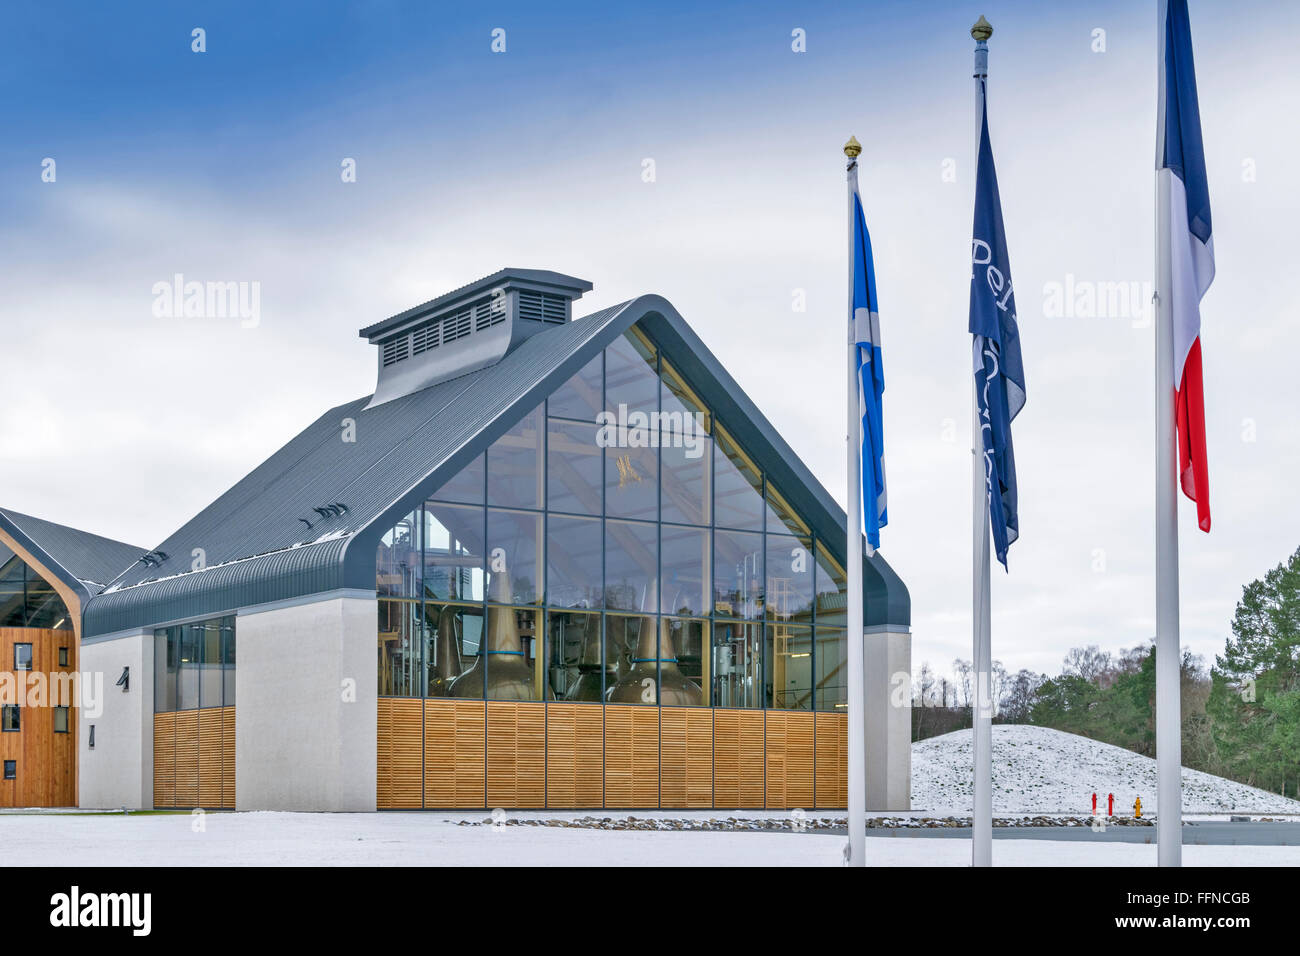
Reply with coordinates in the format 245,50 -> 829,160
969,80 -> 1026,569
851,176 -> 887,550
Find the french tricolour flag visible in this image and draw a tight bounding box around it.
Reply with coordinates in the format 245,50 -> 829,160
1159,0 -> 1214,532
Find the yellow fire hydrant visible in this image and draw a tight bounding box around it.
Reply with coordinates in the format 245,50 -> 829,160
1134,797 -> 1142,819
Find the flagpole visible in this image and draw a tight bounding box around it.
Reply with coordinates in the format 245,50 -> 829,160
844,135 -> 867,869
1154,0 -> 1183,868
970,13 -> 994,870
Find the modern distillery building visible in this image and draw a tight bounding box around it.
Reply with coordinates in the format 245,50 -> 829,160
12,270 -> 912,812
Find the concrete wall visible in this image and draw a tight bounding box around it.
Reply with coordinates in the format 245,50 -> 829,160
78,630 -> 154,809
235,594 -> 377,811
864,626 -> 911,811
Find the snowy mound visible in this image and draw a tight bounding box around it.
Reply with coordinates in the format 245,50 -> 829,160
912,724 -> 1300,815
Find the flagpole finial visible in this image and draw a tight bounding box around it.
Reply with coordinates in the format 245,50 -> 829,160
843,136 -> 862,158
971,15 -> 993,42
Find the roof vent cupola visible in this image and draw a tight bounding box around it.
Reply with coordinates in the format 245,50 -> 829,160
359,268 -> 593,408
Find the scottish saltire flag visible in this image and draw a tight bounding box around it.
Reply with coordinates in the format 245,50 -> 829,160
1160,0 -> 1214,532
969,79 -> 1026,569
851,173 -> 887,550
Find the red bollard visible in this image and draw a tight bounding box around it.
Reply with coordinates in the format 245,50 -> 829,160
1108,793 -> 1114,817
1092,792 -> 1097,815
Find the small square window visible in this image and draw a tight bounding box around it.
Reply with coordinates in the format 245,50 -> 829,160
2,760 -> 14,780
58,647 -> 69,667
14,644 -> 32,671
1,706 -> 18,732
53,707 -> 69,734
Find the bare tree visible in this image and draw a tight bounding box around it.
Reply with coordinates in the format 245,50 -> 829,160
1062,645 -> 1112,684
953,659 -> 973,708
1001,669 -> 1045,722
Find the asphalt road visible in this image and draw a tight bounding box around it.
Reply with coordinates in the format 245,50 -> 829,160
832,821 -> 1300,845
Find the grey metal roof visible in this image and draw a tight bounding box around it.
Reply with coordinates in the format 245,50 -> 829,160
0,507 -> 147,601
83,292 -> 908,636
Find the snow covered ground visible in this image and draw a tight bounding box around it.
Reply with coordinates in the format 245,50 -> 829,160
912,725 -> 1300,815
1,810 -> 1297,866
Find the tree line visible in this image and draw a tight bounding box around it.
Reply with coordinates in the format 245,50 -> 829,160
911,546 -> 1300,799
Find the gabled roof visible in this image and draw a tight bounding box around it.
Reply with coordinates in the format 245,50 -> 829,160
84,294 -> 908,637
0,507 -> 146,602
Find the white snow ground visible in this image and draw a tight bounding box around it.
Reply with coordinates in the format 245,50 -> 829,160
912,725 -> 1300,815
1,811 -> 1297,866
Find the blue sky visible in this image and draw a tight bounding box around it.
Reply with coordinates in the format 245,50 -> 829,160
2,0 -> 1297,679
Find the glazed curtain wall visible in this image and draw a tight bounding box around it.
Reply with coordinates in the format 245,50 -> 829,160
153,616 -> 236,809
0,548 -> 72,630
376,328 -> 851,713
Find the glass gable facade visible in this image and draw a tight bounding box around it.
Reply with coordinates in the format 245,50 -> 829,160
375,327 -> 851,711
0,547 -> 72,630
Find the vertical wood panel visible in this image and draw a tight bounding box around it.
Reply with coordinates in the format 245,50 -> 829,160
197,709 -> 223,807
765,712 -> 814,809
0,627 -> 77,807
545,703 -> 603,809
376,698 -> 423,809
173,710 -> 200,807
153,713 -> 176,808
221,707 -> 236,809
604,705 -> 658,808
815,713 -> 848,809
424,700 -> 485,808
660,707 -> 713,808
486,701 -> 546,808
713,709 -> 764,808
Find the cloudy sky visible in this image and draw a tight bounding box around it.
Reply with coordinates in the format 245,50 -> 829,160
2,0 -> 1296,679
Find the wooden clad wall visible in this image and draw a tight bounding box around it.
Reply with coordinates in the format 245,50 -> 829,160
152,707 -> 234,809
376,698 -> 422,809
152,713 -> 176,807
764,712 -> 815,809
544,702 -> 603,808
815,713 -> 848,809
379,701 -> 850,810
603,705 -> 659,808
0,627 -> 76,808
713,710 -> 765,808
424,699 -> 485,809
486,701 -> 546,808
660,707 -> 713,809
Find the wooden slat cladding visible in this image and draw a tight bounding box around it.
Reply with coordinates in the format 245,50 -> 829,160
660,708 -> 713,808
604,705 -> 659,808
153,707 -> 234,809
424,700 -> 485,809
376,698 -> 423,809
486,702 -> 546,808
153,713 -> 176,808
173,711 -> 200,807
814,713 -> 848,809
382,701 -> 853,811
765,712 -> 815,809
713,709 -> 764,808
197,709 -> 224,807
0,627 -> 77,807
222,707 -> 236,808
544,703 -> 603,809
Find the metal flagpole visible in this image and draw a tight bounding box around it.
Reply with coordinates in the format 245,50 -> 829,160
1154,0 -> 1183,868
970,14 -> 994,870
844,135 -> 867,868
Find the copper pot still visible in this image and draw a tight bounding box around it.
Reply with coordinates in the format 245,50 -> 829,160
606,582 -> 702,706
449,567 -> 551,700
426,604 -> 464,698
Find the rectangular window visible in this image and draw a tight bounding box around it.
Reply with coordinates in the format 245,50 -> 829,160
545,610 -> 602,701
712,620 -> 762,708
1,705 -> 18,732
154,627 -> 179,713
3,760 -> 14,780
58,647 -> 69,667
766,622 -> 813,711
14,643 -> 32,671
53,706 -> 69,734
